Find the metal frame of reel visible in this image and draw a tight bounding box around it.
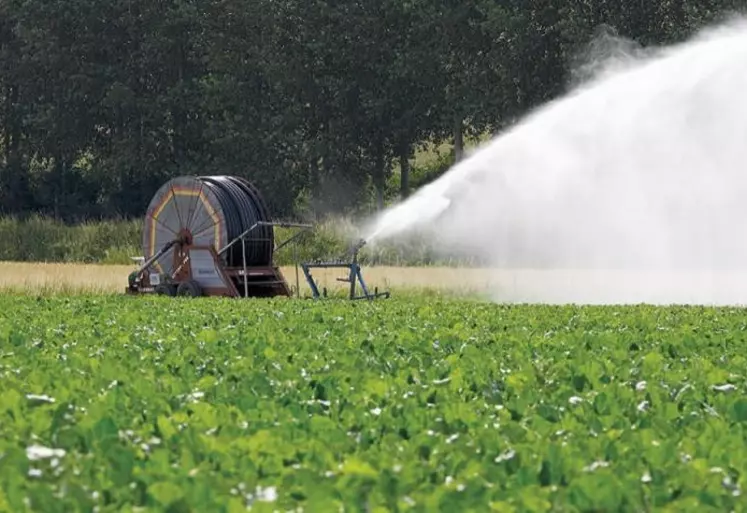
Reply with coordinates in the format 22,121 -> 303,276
127,221 -> 312,298
127,221 -> 390,301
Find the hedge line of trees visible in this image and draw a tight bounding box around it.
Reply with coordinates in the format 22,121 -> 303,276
0,0 -> 742,222
0,215 -> 474,266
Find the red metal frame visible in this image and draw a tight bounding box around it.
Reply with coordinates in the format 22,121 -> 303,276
126,243 -> 290,298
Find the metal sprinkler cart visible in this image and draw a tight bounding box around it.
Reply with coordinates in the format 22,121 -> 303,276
301,238 -> 390,300
126,175 -> 389,300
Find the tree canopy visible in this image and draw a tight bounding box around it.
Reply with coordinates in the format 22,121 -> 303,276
0,0 -> 740,221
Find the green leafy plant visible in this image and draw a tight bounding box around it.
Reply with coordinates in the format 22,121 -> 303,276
1,297 -> 745,510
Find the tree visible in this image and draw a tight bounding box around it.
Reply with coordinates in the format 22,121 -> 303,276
0,0 -> 32,213
0,0 -> 742,223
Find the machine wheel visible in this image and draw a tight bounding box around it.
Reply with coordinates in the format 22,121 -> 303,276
177,280 -> 203,298
142,175 -> 274,277
155,283 -> 176,296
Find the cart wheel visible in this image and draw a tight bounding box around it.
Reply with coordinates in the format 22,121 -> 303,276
177,280 -> 203,298
155,283 -> 176,296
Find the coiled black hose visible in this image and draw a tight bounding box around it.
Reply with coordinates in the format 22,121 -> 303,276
226,176 -> 274,264
198,175 -> 273,267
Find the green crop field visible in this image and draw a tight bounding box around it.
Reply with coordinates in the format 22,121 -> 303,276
1,294 -> 746,511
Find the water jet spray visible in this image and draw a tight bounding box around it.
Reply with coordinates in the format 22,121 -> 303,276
365,17 -> 747,305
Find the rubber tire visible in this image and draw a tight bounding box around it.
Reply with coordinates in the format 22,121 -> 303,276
177,280 -> 203,298
155,283 -> 176,296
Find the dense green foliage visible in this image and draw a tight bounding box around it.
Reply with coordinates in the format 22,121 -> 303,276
0,215 -> 481,267
0,216 -> 141,265
1,0 -> 742,221
2,295 -> 747,510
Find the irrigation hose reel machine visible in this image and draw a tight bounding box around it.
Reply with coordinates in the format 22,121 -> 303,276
126,175 -> 390,300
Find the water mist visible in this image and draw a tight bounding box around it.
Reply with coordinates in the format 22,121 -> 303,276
364,18 -> 747,305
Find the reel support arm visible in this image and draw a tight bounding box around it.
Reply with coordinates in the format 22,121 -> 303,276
218,221 -> 313,257
135,239 -> 178,277
216,221 -> 313,298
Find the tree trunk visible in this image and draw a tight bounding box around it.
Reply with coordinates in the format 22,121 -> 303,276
53,155 -> 66,220
1,85 -> 10,213
309,154 -> 320,195
399,144 -> 410,200
5,85 -> 18,162
171,40 -> 187,163
3,85 -> 10,166
376,184 -> 384,211
2,83 -> 29,213
374,141 -> 386,211
454,116 -> 464,162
